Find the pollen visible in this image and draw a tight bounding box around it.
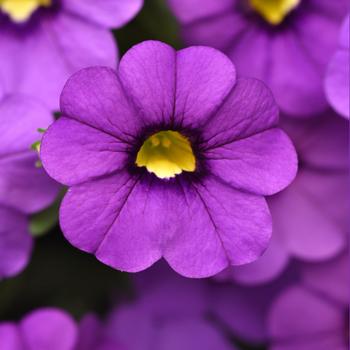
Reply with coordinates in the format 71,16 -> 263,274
136,130 -> 196,179
0,0 -> 51,23
249,0 -> 300,25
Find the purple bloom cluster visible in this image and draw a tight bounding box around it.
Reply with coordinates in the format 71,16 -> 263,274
0,1 -> 348,349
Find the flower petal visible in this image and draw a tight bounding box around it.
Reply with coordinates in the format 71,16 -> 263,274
60,172 -> 162,272
199,78 -> 279,148
0,206 -> 32,279
204,129 -> 297,196
227,234 -> 290,285
49,11 -> 118,69
174,46 -> 236,129
281,115 -> 349,170
61,0 -> 143,28
268,286 -> 344,350
118,41 -> 177,126
164,176 -> 272,277
0,152 -> 60,214
156,319 -> 234,350
168,0 -> 235,24
0,95 -> 53,156
0,323 -> 22,349
268,169 -> 348,261
325,50 -> 350,119
20,308 -> 77,350
269,30 -> 328,117
0,94 -> 59,213
41,117 -> 129,186
302,252 -> 349,305
60,66 -> 140,141
183,12 -> 248,52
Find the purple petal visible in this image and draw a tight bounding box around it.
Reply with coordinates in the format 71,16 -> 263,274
325,50 -> 350,119
0,206 -> 32,279
199,78 -> 279,148
0,95 -> 60,213
269,30 -> 327,117
20,308 -> 77,350
118,41 -> 176,126
227,234 -> 290,285
168,0 -> 235,23
41,117 -> 128,186
0,95 -> 53,155
0,152 -> 60,214
61,0 -> 143,28
155,319 -> 234,350
268,286 -> 344,350
228,27 -> 272,85
210,282 -> 283,344
0,323 -> 22,350
60,66 -> 139,141
204,128 -> 297,196
282,114 -> 349,170
174,46 -> 236,129
48,11 -> 118,70
164,176 -> 272,277
183,13 -> 248,52
268,169 -> 348,261
302,252 -> 349,305
60,172 -> 162,272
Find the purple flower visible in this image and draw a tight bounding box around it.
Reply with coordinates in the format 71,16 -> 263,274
268,252 -> 349,350
168,0 -> 349,117
0,86 -> 60,279
325,15 -> 350,119
0,308 -> 77,350
0,0 -> 143,110
41,40 -> 297,278
217,113 -> 349,285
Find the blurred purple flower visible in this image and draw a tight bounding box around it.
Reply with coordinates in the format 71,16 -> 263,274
168,0 -> 349,117
0,308 -> 77,350
0,0 -> 143,110
90,265 -> 234,350
325,15 -> 350,119
0,85 -> 60,279
217,114 -> 349,285
41,40 -> 297,278
268,252 -> 349,350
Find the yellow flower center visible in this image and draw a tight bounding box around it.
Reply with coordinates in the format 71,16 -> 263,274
0,0 -> 51,23
249,0 -> 300,25
136,130 -> 196,179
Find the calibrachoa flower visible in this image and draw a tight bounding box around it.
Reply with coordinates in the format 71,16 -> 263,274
0,86 -> 59,279
0,0 -> 143,110
325,15 -> 350,119
217,114 -> 349,285
41,40 -> 297,278
0,308 -> 77,350
268,252 -> 349,350
168,0 -> 349,117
